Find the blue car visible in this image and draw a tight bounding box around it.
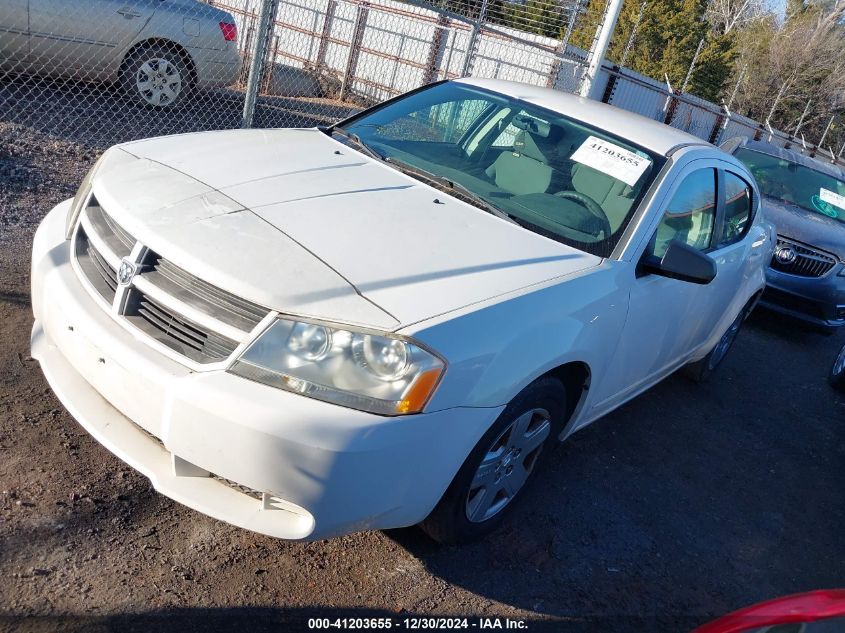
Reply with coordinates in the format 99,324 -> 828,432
723,137 -> 845,332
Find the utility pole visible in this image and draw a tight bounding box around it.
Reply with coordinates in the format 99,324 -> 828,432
579,0 -> 625,100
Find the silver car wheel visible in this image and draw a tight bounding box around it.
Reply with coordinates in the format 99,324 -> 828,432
135,58 -> 182,107
465,407 -> 551,523
709,314 -> 742,370
833,345 -> 845,378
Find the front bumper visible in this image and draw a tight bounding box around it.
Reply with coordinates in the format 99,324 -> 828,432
31,201 -> 500,540
761,266 -> 845,329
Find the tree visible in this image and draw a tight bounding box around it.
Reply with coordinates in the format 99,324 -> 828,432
704,0 -> 766,35
571,0 -> 737,100
730,0 -> 845,144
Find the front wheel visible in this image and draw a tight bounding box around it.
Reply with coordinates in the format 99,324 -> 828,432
419,377 -> 567,544
829,343 -> 845,392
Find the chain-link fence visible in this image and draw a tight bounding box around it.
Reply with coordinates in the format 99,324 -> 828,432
1,0 -> 842,161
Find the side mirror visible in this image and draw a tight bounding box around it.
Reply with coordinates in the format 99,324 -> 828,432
641,240 -> 717,285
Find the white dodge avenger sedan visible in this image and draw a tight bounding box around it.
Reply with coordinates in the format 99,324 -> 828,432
31,79 -> 773,543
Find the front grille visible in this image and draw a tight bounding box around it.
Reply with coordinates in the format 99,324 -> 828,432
86,200 -> 135,259
125,292 -> 240,363
145,256 -> 267,332
770,237 -> 838,278
74,227 -> 118,302
72,205 -> 271,366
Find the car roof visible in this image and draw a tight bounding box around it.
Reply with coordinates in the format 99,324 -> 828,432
728,137 -> 845,179
456,78 -> 709,156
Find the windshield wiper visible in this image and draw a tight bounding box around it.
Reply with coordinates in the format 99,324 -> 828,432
384,157 -> 518,225
328,126 -> 384,161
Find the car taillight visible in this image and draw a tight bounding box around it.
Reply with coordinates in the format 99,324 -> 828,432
219,22 -> 237,42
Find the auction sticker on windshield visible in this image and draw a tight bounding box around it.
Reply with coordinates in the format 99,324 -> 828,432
820,188 -> 845,211
571,136 -> 652,187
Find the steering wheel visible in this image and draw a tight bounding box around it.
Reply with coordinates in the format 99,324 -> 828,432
554,190 -> 612,239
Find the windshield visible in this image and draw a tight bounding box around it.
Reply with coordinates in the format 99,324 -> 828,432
734,148 -> 845,224
339,82 -> 665,257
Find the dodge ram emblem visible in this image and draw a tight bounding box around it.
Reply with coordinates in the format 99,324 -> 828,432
117,258 -> 136,286
775,246 -> 797,265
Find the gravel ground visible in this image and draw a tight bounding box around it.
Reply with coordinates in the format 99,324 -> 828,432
1,88 -> 844,633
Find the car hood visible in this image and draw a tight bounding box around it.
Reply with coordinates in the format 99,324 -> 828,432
97,128 -> 600,329
761,195 -> 845,260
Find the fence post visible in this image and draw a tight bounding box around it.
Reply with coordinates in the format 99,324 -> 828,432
340,2 -> 369,101
662,74 -> 678,125
709,110 -> 726,145
425,13 -> 451,84
600,65 -> 620,103
242,0 -> 280,128
763,82 -> 786,138
812,115 -> 836,157
726,64 -> 745,110
315,0 -> 338,70
262,34 -> 281,94
680,38 -> 704,94
546,1 -> 580,88
619,1 -> 646,67
461,0 -> 490,77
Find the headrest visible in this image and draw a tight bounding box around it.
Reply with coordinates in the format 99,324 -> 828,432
513,130 -> 548,163
512,114 -> 551,138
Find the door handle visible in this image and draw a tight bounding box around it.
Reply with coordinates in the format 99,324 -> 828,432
117,6 -> 142,18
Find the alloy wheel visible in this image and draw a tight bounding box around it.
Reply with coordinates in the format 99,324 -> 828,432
465,408 -> 551,523
709,315 -> 742,370
135,57 -> 182,107
833,345 -> 845,378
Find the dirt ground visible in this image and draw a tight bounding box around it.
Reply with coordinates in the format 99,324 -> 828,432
1,85 -> 844,633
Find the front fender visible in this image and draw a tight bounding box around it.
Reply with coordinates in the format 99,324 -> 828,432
409,263 -> 629,413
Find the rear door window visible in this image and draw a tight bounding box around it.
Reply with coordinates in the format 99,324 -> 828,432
718,171 -> 753,248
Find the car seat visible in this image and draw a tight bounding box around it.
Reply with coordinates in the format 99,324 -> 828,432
484,117 -> 554,196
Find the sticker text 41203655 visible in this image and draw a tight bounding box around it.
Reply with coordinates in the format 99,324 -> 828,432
570,136 -> 652,187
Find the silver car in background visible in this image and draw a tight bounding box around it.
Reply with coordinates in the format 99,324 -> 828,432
723,137 -> 845,332
0,0 -> 241,107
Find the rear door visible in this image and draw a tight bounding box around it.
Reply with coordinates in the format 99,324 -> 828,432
28,0 -> 155,78
0,0 -> 29,70
696,164 -> 764,352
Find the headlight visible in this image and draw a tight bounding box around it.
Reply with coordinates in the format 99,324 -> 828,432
65,153 -> 106,239
228,318 -> 445,415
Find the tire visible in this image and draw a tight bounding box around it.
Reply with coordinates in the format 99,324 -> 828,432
683,307 -> 746,383
829,344 -> 845,392
120,43 -> 192,108
419,376 -> 568,545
